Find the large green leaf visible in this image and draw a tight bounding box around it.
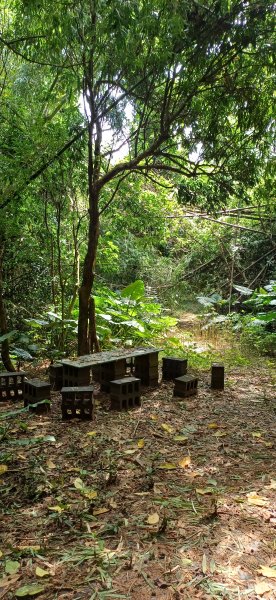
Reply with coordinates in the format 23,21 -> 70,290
0,330 -> 18,343
121,280 -> 145,300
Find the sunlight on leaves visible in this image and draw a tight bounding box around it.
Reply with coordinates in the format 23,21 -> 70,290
87,431 -> 97,437
46,460 -> 56,469
158,462 -> 178,470
0,465 -> 8,475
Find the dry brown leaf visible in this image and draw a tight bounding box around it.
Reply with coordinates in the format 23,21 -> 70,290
48,506 -> 64,513
46,460 -> 56,469
83,490 -> 97,500
196,487 -> 214,495
137,439 -> 145,448
213,430 -> 227,437
255,581 -> 272,595
161,423 -> 174,434
258,565 -> 276,578
173,435 -> 188,442
147,512 -> 160,525
268,479 -> 276,489
93,507 -> 110,516
247,492 -> 269,507
35,567 -> 50,578
179,456 -> 191,468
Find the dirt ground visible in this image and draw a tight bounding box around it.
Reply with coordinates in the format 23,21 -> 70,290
0,339 -> 276,599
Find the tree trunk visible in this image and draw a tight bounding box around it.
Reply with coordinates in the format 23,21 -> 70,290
77,189 -> 100,356
0,249 -> 15,371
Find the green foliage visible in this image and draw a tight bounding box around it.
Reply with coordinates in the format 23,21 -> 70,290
196,282 -> 276,357
94,281 -> 176,347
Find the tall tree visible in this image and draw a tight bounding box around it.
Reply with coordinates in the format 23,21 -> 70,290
1,0 -> 274,354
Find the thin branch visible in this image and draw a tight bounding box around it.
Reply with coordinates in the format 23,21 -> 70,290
165,213 -> 271,235
0,127 -> 86,209
99,172 -> 131,215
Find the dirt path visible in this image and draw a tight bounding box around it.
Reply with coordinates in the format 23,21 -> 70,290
0,324 -> 275,599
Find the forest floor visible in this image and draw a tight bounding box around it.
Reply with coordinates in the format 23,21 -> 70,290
1,316 -> 276,600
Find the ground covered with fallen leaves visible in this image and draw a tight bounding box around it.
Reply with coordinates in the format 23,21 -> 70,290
0,333 -> 276,599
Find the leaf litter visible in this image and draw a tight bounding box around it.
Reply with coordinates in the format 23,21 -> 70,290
0,352 -> 275,599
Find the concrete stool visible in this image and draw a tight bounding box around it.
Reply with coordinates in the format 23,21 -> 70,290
0,371 -> 27,401
110,377 -> 141,410
61,386 -> 94,420
162,357 -> 187,380
24,379 -> 51,413
49,363 -> 63,390
134,352 -> 159,386
211,363 -> 224,390
100,359 -> 127,393
173,375 -> 198,398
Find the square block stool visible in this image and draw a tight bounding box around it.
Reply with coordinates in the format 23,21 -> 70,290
61,386 -> 94,420
162,357 -> 187,380
62,363 -> 91,387
134,352 -> 159,386
0,371 -> 27,401
211,363 -> 224,390
173,375 -> 198,398
100,359 -> 127,393
24,379 -> 51,413
49,363 -> 63,391
110,377 -> 141,410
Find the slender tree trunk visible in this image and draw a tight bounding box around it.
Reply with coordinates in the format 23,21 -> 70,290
78,187 -> 100,356
0,248 -> 15,371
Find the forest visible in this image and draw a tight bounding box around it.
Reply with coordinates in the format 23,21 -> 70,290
0,1 -> 275,599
